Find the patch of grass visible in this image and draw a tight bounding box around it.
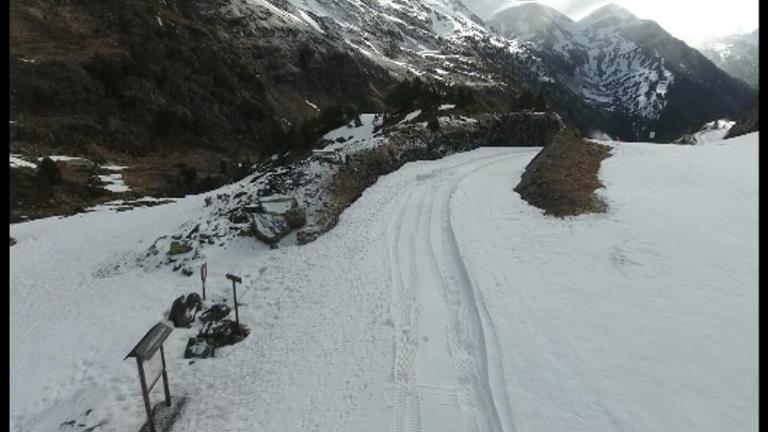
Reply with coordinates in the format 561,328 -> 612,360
168,240 -> 193,255
515,128 -> 612,217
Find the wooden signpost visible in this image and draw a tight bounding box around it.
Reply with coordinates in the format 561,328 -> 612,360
125,321 -> 173,432
200,262 -> 208,300
225,273 -> 242,332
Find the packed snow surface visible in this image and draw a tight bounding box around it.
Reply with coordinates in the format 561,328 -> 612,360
10,133 -> 758,431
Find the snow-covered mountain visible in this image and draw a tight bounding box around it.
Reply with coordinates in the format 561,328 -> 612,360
699,29 -> 759,89
487,2 -> 755,141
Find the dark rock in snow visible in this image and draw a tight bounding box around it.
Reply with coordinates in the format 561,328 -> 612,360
198,319 -> 248,347
168,293 -> 203,327
251,212 -> 291,244
725,96 -> 759,139
199,303 -> 232,323
184,337 -> 215,359
181,266 -> 194,277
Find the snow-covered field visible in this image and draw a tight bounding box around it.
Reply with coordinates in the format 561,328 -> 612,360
10,133 -> 758,431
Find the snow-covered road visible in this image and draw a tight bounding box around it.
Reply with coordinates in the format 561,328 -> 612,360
10,134 -> 758,432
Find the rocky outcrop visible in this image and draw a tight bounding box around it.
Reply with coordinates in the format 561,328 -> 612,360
515,128 -> 612,216
168,293 -> 202,327
198,319 -> 248,348
248,196 -> 306,244
298,112 -> 565,243
725,97 -> 759,139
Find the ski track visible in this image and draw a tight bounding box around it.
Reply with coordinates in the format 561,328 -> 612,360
388,152 -> 518,432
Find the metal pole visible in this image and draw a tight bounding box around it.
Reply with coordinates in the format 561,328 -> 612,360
136,358 -> 155,432
201,263 -> 207,301
232,279 -> 240,331
160,345 -> 171,407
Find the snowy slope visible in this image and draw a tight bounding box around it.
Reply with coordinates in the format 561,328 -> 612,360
11,134 -> 758,431
487,2 -> 754,140
675,119 -> 736,144
453,134 -> 758,431
488,2 -> 673,121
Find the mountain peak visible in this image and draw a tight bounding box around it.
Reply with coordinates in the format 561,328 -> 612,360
489,1 -> 575,38
578,2 -> 637,27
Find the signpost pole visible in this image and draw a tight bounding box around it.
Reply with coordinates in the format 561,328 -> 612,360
225,273 -> 242,335
232,278 -> 240,329
160,345 -> 171,407
200,263 -> 208,301
136,358 -> 156,432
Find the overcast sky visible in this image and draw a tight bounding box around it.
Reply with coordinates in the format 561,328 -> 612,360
467,0 -> 759,47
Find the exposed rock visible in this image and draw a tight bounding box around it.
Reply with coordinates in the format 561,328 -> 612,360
297,112 -> 565,244
725,96 -> 759,139
184,337 -> 215,359
198,319 -> 248,347
256,196 -> 307,229
251,212 -> 291,244
168,241 -> 193,255
168,293 -> 203,327
199,303 -> 231,323
180,266 -> 194,277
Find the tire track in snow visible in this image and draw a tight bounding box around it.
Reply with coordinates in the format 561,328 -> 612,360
387,151 -> 517,432
389,187 -> 422,432
436,154 -> 517,432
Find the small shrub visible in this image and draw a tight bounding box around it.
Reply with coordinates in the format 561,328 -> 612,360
36,157 -> 62,186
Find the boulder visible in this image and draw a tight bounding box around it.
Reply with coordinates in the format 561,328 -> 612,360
250,195 -> 307,235
184,337 -> 215,359
198,319 -> 248,347
283,205 -> 307,229
251,212 -> 291,244
199,303 -> 231,323
168,293 -> 203,327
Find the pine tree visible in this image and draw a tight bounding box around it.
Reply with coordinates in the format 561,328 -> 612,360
518,88 -> 534,111
36,157 -> 62,186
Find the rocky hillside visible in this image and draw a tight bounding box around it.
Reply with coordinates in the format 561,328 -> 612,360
699,29 -> 759,90
725,96 -> 759,139
488,2 -> 756,142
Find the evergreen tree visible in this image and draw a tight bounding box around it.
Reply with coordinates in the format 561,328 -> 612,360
518,88 -> 535,111
36,157 -> 62,186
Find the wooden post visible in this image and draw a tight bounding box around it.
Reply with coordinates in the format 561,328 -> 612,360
136,357 -> 156,432
231,278 -> 239,329
225,273 -> 242,334
160,345 -> 171,407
